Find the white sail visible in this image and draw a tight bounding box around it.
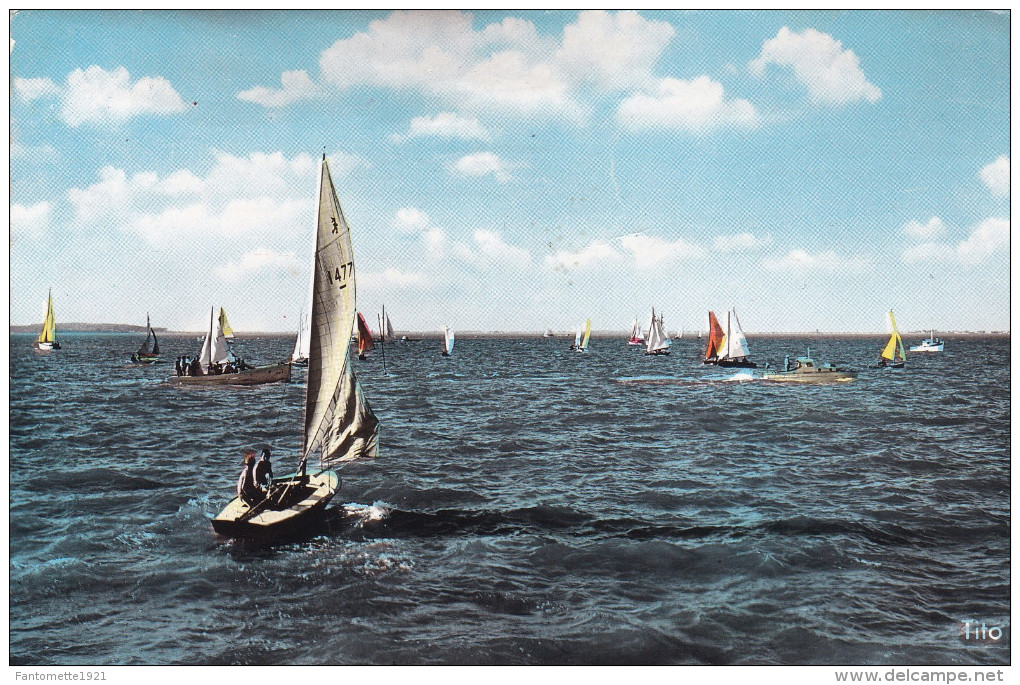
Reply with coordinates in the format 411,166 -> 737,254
645,308 -> 670,353
302,156 -> 379,467
197,306 -> 230,373
723,308 -> 751,359
442,326 -> 455,355
386,314 -> 395,341
291,310 -> 310,362
574,326 -> 581,347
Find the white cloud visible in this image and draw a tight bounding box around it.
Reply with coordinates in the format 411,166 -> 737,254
544,239 -> 621,271
712,232 -> 772,252
619,233 -> 704,268
214,248 -> 301,283
393,207 -> 431,233
901,217 -> 1009,265
237,70 -> 321,108
13,76 -> 60,102
902,216 -> 947,240
616,76 -> 758,133
61,65 -> 187,126
360,267 -> 429,289
749,27 -> 881,106
451,152 -> 512,182
763,249 -> 869,272
11,202 -> 52,240
469,229 -> 532,266
555,10 -> 674,91
395,112 -> 491,142
979,156 -> 1009,197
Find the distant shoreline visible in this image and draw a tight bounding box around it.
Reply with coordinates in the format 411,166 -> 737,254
8,325 -> 1009,339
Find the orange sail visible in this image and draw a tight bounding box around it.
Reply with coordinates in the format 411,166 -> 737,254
704,311 -> 726,361
357,312 -> 375,356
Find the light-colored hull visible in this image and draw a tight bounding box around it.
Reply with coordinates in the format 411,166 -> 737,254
166,362 -> 292,386
35,341 -> 60,350
909,343 -> 944,353
762,369 -> 857,384
211,471 -> 338,539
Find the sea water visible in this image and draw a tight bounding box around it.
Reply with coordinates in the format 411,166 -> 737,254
8,333 -> 1010,665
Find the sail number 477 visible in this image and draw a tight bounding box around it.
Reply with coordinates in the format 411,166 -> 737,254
326,261 -> 354,290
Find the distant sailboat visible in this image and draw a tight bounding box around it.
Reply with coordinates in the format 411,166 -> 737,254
878,310 -> 906,368
627,318 -> 645,346
132,313 -> 160,363
212,154 -> 378,539
291,310 -> 310,366
543,328 -> 554,338
35,289 -> 61,350
167,306 -> 291,386
716,309 -> 756,368
702,311 -> 726,365
910,329 -> 944,353
356,312 -> 375,359
379,307 -> 396,343
441,326 -> 455,356
644,308 -> 670,356
576,318 -> 591,353
219,307 -> 235,343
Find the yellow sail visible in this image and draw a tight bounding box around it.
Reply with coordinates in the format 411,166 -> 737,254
581,318 -> 591,350
880,310 -> 905,361
38,290 -> 56,343
218,307 -> 234,339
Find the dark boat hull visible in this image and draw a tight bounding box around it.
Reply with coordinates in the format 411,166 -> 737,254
165,362 -> 292,386
717,358 -> 757,368
211,471 -> 338,540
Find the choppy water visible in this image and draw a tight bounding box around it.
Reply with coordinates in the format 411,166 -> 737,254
9,332 -> 1010,665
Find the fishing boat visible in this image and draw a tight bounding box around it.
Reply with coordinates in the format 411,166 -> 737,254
131,313 -> 160,363
35,289 -> 61,350
627,318 -> 645,346
166,307 -> 291,386
877,310 -> 906,368
441,325 -> 455,356
575,319 -> 591,353
291,311 -> 310,366
762,349 -> 857,384
212,154 -> 379,540
356,312 -> 375,359
644,308 -> 670,356
219,307 -> 235,343
716,309 -> 756,368
702,311 -> 725,365
910,330 -> 944,353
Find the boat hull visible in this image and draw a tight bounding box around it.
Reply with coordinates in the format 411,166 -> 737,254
762,370 -> 857,384
35,341 -> 60,350
165,362 -> 292,386
909,344 -> 944,353
717,358 -> 757,368
211,471 -> 338,539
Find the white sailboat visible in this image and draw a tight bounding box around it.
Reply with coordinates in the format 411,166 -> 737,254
716,308 -> 756,368
441,326 -> 455,356
644,308 -> 671,355
212,154 -> 379,539
291,310 -> 310,366
35,289 -> 61,350
543,328 -> 554,338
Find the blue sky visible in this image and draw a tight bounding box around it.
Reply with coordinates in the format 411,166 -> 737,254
9,10 -> 1010,334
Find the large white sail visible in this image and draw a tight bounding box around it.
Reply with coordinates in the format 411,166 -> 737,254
291,310 -> 310,362
723,309 -> 751,359
302,156 -> 379,467
442,326 -> 455,355
197,306 -> 230,373
645,308 -> 670,353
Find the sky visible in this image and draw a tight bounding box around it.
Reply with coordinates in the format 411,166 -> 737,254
9,10 -> 1011,334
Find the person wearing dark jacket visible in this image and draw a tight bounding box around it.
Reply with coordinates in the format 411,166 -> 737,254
254,448 -> 274,492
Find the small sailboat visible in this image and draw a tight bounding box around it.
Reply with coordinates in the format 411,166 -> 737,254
379,307 -> 396,343
356,312 -> 375,360
878,310 -> 906,368
702,311 -> 726,365
167,307 -> 291,386
627,318 -> 645,346
910,329 -> 944,353
219,307 -> 235,343
543,328 -> 554,338
576,318 -> 591,353
716,309 -> 756,368
644,308 -> 670,356
35,289 -> 61,350
291,310 -> 310,366
212,155 -> 379,540
441,326 -> 455,356
132,313 -> 160,363
763,349 -> 857,384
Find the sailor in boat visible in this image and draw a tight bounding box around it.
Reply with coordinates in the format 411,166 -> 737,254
254,448 -> 273,492
784,355 -> 791,372
236,449 -> 262,506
